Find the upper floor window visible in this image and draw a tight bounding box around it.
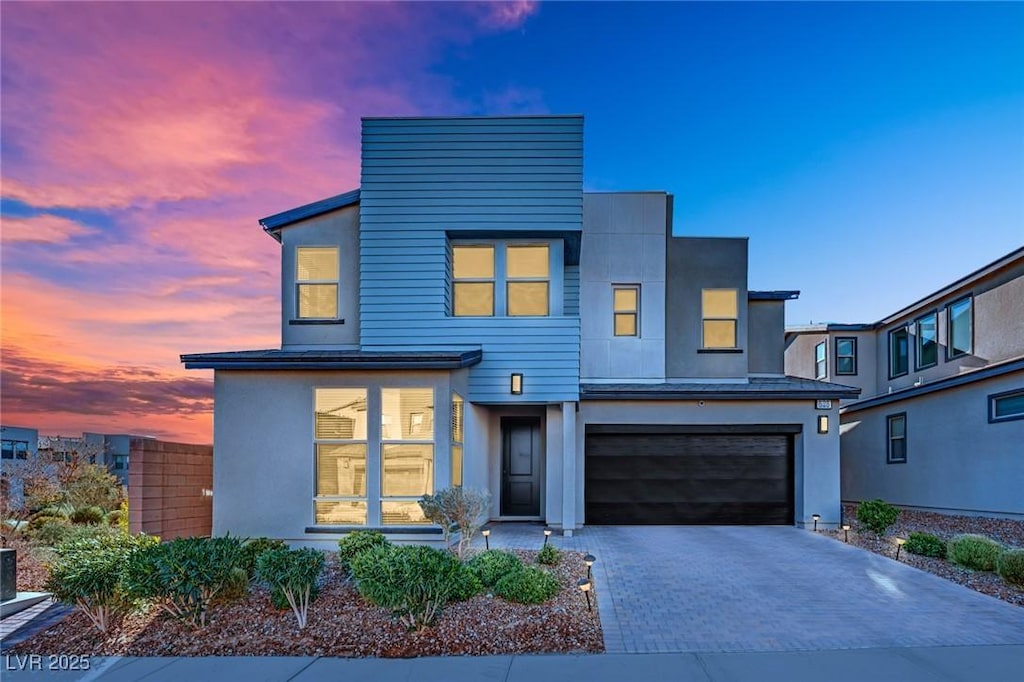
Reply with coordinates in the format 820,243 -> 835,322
613,285 -> 640,336
701,289 -> 737,349
887,413 -> 907,463
989,389 -> 1024,424
452,243 -> 550,317
947,296 -> 973,359
296,247 -> 339,319
814,341 -> 827,379
915,312 -> 938,369
1,440 -> 28,460
835,337 -> 857,375
889,327 -> 909,378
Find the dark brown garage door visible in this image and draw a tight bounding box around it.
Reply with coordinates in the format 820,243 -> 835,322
585,428 -> 794,525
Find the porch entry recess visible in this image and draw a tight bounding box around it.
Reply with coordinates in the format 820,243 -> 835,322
500,417 -> 542,517
584,424 -> 796,525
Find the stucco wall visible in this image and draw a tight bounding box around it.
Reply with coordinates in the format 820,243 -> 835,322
128,438 -> 213,540
748,300 -> 785,375
280,204 -> 361,349
578,400 -> 841,527
580,192 -> 667,381
840,370 -> 1024,517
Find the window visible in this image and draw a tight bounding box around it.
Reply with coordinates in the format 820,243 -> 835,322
296,247 -> 339,319
989,389 -> 1024,423
506,245 -> 549,316
835,337 -> 857,375
887,413 -> 907,463
701,289 -> 738,349
314,388 -> 368,525
453,245 -> 495,316
451,392 -> 464,487
915,312 -> 938,369
113,455 -> 128,470
947,296 -> 973,359
889,327 -> 909,378
814,341 -> 827,379
613,285 -> 639,336
1,440 -> 28,460
381,388 -> 434,525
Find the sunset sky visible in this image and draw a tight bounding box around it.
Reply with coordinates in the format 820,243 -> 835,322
1,1 -> 1022,444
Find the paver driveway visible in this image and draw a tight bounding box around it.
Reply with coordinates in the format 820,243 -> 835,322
480,525 -> 1024,654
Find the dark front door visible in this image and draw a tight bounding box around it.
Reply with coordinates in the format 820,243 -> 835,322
501,417 -> 541,516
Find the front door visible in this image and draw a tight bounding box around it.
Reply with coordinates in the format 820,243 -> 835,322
501,417 -> 541,516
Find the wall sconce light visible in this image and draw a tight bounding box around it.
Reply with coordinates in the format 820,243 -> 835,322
510,373 -> 523,395
577,577 -> 593,611
543,527 -> 552,547
481,527 -> 491,551
817,415 -> 829,434
812,514 -> 820,532
584,553 -> 596,580
201,488 -> 214,498
895,537 -> 906,560
841,524 -> 851,543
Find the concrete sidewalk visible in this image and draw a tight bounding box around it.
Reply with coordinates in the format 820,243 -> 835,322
3,646 -> 1023,682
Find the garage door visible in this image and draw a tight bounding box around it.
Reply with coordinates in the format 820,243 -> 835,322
585,428 -> 794,525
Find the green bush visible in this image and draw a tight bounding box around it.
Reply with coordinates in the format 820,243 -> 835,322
45,533 -> 158,633
239,537 -> 288,578
36,505 -> 72,520
350,544 -> 475,630
217,566 -> 250,603
905,532 -> 947,559
271,583 -> 320,610
28,514 -> 68,531
418,487 -> 491,559
65,464 -> 124,512
337,530 -> 389,575
104,509 -> 124,527
256,548 -> 325,629
996,549 -> 1024,587
494,567 -> 560,604
856,499 -> 900,535
538,543 -> 561,566
948,534 -> 1002,571
30,520 -> 113,547
122,535 -> 245,626
467,550 -> 522,588
70,506 -> 106,525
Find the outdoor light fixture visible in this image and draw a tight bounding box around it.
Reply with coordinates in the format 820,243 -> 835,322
842,524 -> 851,543
584,553 -> 596,580
812,514 -> 820,532
543,527 -> 552,547
510,373 -> 524,395
482,527 -> 491,551
817,415 -> 829,434
577,577 -> 593,611
895,537 -> 906,560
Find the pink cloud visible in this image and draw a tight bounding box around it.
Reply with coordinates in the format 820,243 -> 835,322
478,1 -> 539,29
1,214 -> 97,244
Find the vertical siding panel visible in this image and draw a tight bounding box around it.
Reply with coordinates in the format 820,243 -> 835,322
564,265 -> 580,316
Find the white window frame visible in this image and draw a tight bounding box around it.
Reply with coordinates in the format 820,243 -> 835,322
380,387 -> 435,526
451,241 -> 553,318
814,341 -> 827,379
613,285 -> 640,337
313,387 -> 369,526
296,246 -> 340,319
701,288 -> 738,349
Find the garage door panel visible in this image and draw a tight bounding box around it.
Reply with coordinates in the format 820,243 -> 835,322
584,430 -> 794,525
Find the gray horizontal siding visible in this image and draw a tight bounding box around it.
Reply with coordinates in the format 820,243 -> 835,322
564,265 -> 580,316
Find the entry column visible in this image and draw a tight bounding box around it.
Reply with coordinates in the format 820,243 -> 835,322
561,401 -> 577,536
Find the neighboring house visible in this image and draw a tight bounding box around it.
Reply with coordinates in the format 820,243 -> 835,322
785,247 -> 1024,518
182,115 -> 857,546
1,425 -> 39,503
84,433 -> 132,487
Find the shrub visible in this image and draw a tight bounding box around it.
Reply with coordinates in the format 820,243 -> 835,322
538,543 -> 561,566
30,520 -> 113,547
105,509 -> 124,527
44,533 -> 158,633
36,505 -> 72,520
122,535 -> 245,626
350,544 -> 473,630
217,567 -> 250,603
117,499 -> 129,533
905,532 -> 947,559
337,530 -> 389,575
948,534 -> 1002,571
494,567 -> 560,604
856,499 -> 900,535
418,487 -> 491,560
239,537 -> 288,578
70,506 -> 106,525
468,550 -> 522,588
271,583 -> 320,610
256,548 -> 325,629
996,549 -> 1024,587
28,514 -> 68,531
65,464 -> 124,511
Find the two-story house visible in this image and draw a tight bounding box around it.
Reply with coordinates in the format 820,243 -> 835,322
182,115 -> 857,545
785,247 -> 1024,518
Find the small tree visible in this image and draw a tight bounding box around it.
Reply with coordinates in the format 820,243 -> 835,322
255,548 -> 325,630
66,465 -> 124,511
418,487 -> 491,559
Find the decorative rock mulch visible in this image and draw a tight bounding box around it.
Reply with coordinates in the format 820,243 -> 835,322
7,549 -> 603,657
823,504 -> 1024,607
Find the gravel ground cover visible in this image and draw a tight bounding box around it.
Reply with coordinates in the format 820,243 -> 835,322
9,537 -> 52,591
824,503 -> 1024,607
8,549 -> 603,657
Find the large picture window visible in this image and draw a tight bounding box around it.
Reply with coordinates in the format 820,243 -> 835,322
835,337 -> 857,376
915,312 -> 938,369
947,296 -> 973,359
701,289 -> 738,349
814,341 -> 827,379
887,413 -> 907,464
296,247 -> 339,319
889,327 -> 909,378
451,392 -> 464,487
314,388 -> 367,525
452,243 -> 550,317
381,388 -> 434,525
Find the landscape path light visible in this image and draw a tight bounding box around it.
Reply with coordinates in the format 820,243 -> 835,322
842,524 -> 851,543
895,537 -> 907,560
577,577 -> 592,611
812,514 -> 820,532
584,553 -> 596,581
482,527 -> 491,551
543,527 -> 552,547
